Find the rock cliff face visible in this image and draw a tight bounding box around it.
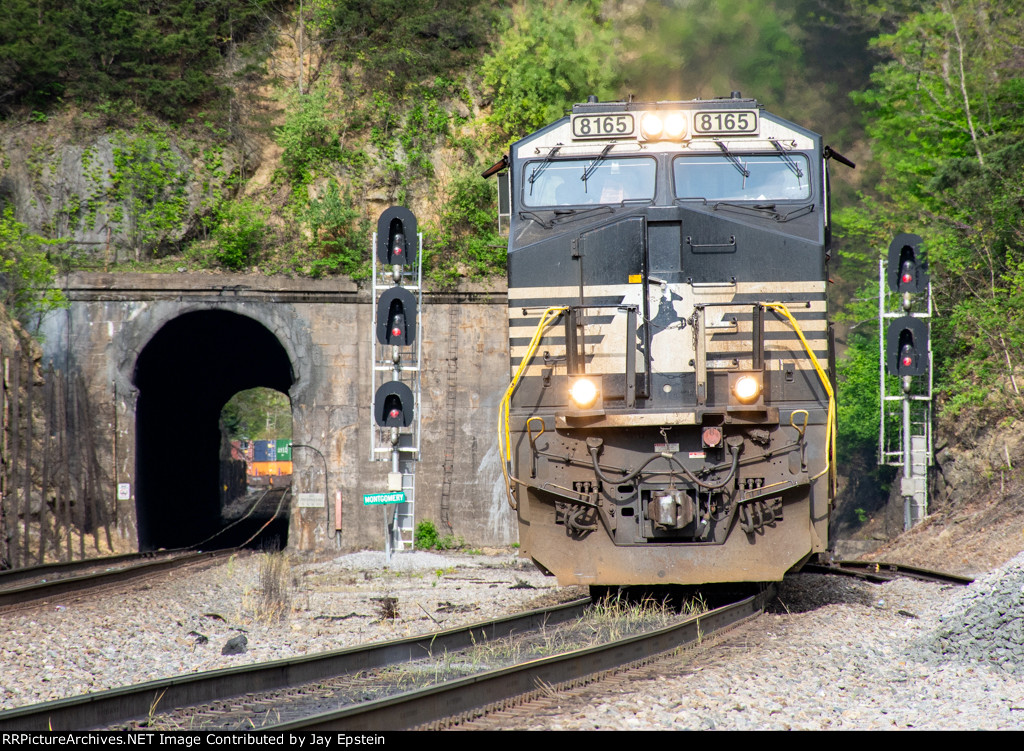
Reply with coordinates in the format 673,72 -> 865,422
850,412 -> 1024,575
0,112 -> 241,263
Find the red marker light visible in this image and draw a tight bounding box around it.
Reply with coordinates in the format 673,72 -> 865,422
392,326 -> 402,337
902,355 -> 913,367
389,408 -> 401,419
901,273 -> 912,283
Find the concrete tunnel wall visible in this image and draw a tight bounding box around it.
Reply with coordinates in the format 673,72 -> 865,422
40,273 -> 514,554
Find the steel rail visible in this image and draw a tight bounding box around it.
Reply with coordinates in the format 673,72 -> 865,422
0,597 -> 591,731
0,550 -> 187,589
0,550 -> 237,609
802,560 -> 974,586
269,585 -> 775,731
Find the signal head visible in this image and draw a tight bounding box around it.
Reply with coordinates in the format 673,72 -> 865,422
373,381 -> 414,428
886,315 -> 929,377
887,233 -> 927,294
375,286 -> 418,347
376,206 -> 417,266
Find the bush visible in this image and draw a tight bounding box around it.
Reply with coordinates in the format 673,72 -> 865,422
414,520 -> 440,550
304,182 -> 369,278
210,199 -> 268,270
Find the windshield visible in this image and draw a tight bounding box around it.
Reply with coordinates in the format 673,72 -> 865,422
673,154 -> 811,201
522,157 -> 656,207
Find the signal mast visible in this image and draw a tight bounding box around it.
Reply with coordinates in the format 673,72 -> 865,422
879,233 -> 932,528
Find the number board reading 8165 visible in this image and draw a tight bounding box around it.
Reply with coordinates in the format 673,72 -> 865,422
692,110 -> 758,136
571,113 -> 634,139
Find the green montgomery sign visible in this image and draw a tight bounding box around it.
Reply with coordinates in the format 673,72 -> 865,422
363,491 -> 406,506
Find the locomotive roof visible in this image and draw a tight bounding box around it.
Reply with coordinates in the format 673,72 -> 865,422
511,96 -> 821,159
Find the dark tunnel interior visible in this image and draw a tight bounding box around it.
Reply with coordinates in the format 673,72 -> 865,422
133,310 -> 294,551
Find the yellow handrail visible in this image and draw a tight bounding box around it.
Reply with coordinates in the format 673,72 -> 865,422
498,306 -> 568,509
762,302 -> 836,492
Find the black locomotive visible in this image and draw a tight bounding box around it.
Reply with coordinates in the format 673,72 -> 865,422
495,94 -> 837,585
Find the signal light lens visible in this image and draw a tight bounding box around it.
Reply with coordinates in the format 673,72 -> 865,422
733,375 -> 761,403
568,377 -> 599,409
391,326 -> 402,337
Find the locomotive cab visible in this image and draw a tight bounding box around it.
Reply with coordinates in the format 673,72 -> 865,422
498,95 -> 835,586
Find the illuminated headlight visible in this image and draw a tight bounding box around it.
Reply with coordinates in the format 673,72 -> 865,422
640,113 -> 664,140
732,375 -> 762,403
569,377 -> 599,409
664,112 -> 687,138
640,111 -> 687,141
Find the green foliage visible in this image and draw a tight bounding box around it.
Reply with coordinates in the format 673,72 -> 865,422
414,520 -> 440,550
480,0 -> 621,142
210,199 -> 268,270
221,387 -> 292,441
323,0 -> 494,93
0,207 -> 68,333
109,124 -> 189,258
841,0 -> 1024,418
621,0 -> 804,104
276,84 -> 346,183
304,181 -> 370,278
413,520 -> 463,550
426,171 -> 504,285
0,0 -> 274,120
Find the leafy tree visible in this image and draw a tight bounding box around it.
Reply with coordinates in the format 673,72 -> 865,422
0,207 -> 68,334
842,0 -> 1024,416
221,387 -> 292,441
304,181 -> 370,278
621,0 -> 804,106
0,0 -> 273,119
480,0 -> 622,142
210,199 -> 269,270
426,171 -> 504,286
325,0 -> 494,92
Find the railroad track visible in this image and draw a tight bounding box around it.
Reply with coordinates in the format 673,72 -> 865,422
0,586 -> 773,732
803,560 -> 974,586
0,596 -> 592,731
269,585 -> 774,732
0,549 -> 239,610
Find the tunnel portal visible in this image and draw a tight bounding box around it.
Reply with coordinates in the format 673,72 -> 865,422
133,310 -> 294,551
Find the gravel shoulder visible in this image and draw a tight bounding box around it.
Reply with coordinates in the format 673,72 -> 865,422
0,549 -> 575,710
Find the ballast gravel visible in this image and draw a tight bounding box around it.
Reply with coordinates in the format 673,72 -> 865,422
2,548 -> 1024,730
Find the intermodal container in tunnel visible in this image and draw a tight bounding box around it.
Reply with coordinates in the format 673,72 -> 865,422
253,440 -> 277,462
248,460 -> 293,477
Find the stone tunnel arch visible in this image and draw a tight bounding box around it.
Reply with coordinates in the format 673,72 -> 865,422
132,309 -> 295,551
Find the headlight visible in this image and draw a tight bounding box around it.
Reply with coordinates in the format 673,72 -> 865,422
640,113 -> 663,140
640,111 -> 687,141
664,112 -> 687,138
569,377 -> 599,409
733,375 -> 761,403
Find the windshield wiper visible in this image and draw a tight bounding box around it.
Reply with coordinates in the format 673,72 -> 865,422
581,143 -> 614,185
527,146 -> 561,196
712,202 -> 814,223
769,139 -> 804,180
518,205 -> 613,229
714,141 -> 750,179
